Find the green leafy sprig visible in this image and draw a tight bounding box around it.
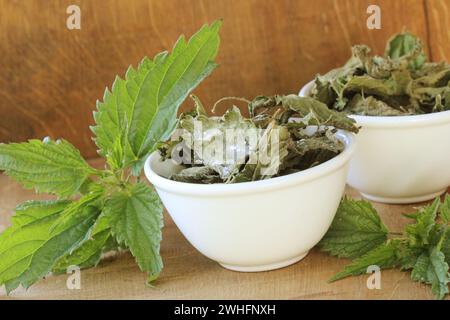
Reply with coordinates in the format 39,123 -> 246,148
0,21 -> 222,293
320,196 -> 450,299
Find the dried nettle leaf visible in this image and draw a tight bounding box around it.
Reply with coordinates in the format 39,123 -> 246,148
385,32 -> 427,70
249,95 -> 359,133
176,101 -> 256,181
346,94 -> 411,116
312,31 -> 450,116
171,166 -> 221,184
230,121 -> 290,183
159,94 -> 357,184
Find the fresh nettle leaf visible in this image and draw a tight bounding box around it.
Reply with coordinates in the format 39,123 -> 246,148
0,199 -> 100,293
104,182 -> 164,281
92,57 -> 155,170
0,139 -> 98,198
443,234 -> 450,266
52,214 -> 113,274
319,197 -> 388,259
92,21 -> 222,173
328,240 -> 403,282
440,195 -> 450,224
405,198 -> 440,247
411,248 -> 450,300
322,196 -> 450,299
0,21 -> 222,293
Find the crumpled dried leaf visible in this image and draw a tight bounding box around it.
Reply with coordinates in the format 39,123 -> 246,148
346,94 -> 411,116
412,67 -> 450,88
385,32 -> 427,70
229,122 -> 290,183
291,130 -> 343,156
249,95 -> 359,133
158,95 -> 356,184
177,101 -> 256,180
280,128 -> 344,172
312,32 -> 450,116
170,166 -> 221,184
409,86 -> 450,113
352,45 -> 399,79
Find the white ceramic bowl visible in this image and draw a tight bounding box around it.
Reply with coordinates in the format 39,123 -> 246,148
300,80 -> 450,204
144,131 -> 355,272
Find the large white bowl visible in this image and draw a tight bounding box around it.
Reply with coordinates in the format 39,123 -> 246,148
144,131 -> 355,272
300,80 -> 450,204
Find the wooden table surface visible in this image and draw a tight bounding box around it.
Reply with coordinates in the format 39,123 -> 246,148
0,159 -> 446,300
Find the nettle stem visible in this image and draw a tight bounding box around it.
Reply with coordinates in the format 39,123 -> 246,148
211,96 -> 251,113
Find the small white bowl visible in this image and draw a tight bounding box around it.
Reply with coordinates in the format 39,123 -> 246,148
144,131 -> 355,272
300,80 -> 450,204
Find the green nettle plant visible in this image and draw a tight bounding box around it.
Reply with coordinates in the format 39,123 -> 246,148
0,21 -> 221,293
320,196 -> 450,300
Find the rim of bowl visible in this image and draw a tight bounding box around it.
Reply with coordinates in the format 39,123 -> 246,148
299,80 -> 450,129
144,130 -> 356,197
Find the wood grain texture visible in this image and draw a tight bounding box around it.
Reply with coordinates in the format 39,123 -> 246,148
0,0 -> 430,159
0,158 -> 447,300
426,0 -> 450,62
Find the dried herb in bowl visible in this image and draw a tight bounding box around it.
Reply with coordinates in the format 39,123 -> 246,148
158,94 -> 359,184
312,32 -> 450,116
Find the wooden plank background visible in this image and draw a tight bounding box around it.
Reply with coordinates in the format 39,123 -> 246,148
0,0 -> 447,159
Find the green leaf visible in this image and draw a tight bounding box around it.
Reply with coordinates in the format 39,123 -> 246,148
52,215 -> 112,274
49,191 -> 102,233
92,21 -> 222,172
323,196 -> 450,299
129,21 -> 221,167
411,248 -> 450,300
0,139 -> 96,198
443,233 -> 450,266
385,32 -> 427,69
92,57 -> 156,169
411,253 -> 430,281
0,199 -> 100,293
319,198 -> 388,259
440,194 -> 450,224
104,182 -> 163,279
437,195 -> 450,265
329,240 -> 402,282
398,244 -> 424,270
426,253 -> 449,300
405,197 -> 440,247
